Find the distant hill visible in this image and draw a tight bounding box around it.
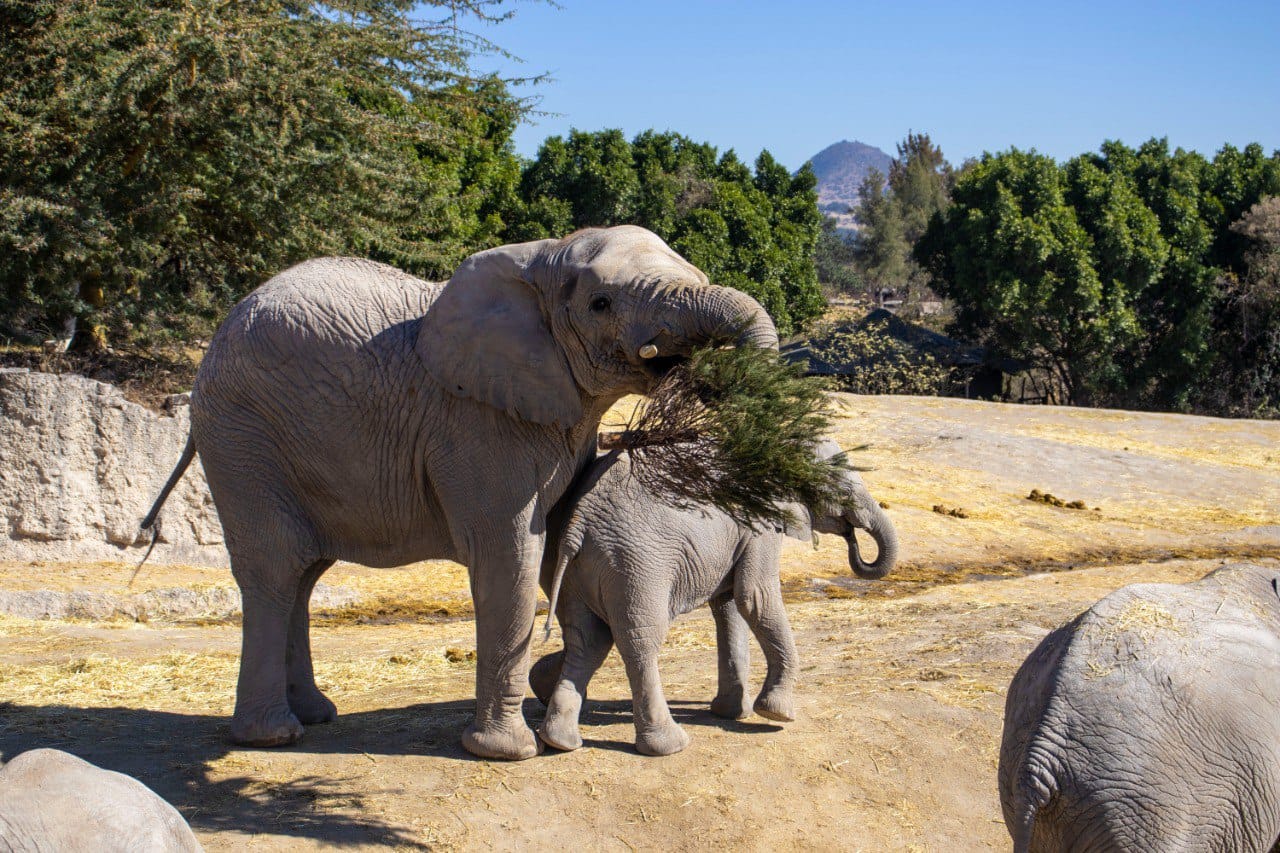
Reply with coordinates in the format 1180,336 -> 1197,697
804,140 -> 893,232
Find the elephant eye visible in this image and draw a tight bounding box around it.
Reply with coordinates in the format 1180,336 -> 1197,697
589,295 -> 612,313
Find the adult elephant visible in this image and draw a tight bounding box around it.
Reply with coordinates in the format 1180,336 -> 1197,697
999,562 -> 1280,852
143,226 -> 778,760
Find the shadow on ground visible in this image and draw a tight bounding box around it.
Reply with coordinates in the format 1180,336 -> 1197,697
0,696 -> 779,845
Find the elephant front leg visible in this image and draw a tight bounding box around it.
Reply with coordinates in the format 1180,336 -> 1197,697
709,591 -> 752,719
615,624 -> 689,756
462,545 -> 543,761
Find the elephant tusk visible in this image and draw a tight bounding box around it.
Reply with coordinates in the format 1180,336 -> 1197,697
638,344 -> 659,359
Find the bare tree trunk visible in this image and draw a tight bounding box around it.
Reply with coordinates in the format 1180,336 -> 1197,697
69,276 -> 108,352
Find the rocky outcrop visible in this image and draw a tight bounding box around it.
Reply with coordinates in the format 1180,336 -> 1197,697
0,583 -> 358,622
0,369 -> 226,565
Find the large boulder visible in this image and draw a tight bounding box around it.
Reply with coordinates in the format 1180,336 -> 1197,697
0,369 -> 226,565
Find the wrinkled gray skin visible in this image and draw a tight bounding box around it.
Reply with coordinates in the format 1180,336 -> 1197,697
0,749 -> 202,852
148,226 -> 778,760
999,563 -> 1280,853
529,438 -> 897,756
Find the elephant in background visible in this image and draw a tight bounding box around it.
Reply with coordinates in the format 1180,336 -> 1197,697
143,226 -> 777,759
999,562 -> 1280,852
530,438 -> 897,756
0,749 -> 202,852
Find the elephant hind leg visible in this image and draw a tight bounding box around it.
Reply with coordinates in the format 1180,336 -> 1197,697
286,558 -> 337,724
614,620 -> 689,757
529,649 -> 565,707
227,530 -> 323,747
540,601 -> 612,752
709,591 -> 751,720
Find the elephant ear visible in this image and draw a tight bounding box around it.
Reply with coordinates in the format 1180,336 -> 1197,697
779,501 -> 814,543
418,242 -> 583,428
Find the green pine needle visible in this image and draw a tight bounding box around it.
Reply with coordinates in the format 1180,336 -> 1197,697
614,345 -> 852,528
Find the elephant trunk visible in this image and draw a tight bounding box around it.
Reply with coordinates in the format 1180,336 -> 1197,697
674,286 -> 779,351
845,502 -> 898,580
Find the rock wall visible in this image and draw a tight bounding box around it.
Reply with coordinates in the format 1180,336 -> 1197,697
0,369 -> 227,566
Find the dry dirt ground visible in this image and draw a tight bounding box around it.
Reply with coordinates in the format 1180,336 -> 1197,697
2,394 -> 1278,851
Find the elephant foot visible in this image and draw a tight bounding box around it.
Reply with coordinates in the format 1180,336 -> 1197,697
635,722 -> 690,757
710,690 -> 751,720
528,651 -> 565,707
287,684 -> 338,725
231,703 -> 304,747
539,686 -> 584,751
753,687 -> 795,723
461,721 -> 541,761
538,714 -> 583,752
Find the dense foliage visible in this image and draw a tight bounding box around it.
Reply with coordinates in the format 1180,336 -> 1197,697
917,140 -> 1280,413
510,130 -> 826,334
0,0 -> 529,347
813,217 -> 863,296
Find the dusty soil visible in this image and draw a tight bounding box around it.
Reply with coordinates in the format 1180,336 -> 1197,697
1,394 -> 1278,850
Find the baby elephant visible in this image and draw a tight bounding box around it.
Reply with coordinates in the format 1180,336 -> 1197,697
534,439 -> 897,756
1000,562 -> 1280,853
0,748 -> 202,852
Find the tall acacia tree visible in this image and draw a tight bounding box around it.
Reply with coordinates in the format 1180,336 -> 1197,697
0,0 -> 530,347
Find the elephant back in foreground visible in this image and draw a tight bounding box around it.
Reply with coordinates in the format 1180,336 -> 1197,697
0,748 -> 202,852
999,563 -> 1280,853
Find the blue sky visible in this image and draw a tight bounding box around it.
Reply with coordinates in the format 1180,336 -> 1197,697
459,0 -> 1280,171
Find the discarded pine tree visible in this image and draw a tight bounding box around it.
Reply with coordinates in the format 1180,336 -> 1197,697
602,345 -> 853,528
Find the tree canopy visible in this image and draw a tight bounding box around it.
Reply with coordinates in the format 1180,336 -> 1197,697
0,0 -> 530,347
918,139 -> 1280,412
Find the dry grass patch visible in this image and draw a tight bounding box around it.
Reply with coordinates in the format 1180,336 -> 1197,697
0,651 -> 238,711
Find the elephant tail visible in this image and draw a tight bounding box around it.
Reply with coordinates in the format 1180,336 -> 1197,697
542,524 -> 584,642
1012,762 -> 1058,853
131,434 -> 197,585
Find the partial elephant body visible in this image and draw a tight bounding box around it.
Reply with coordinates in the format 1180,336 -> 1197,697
196,258 -> 452,567
0,749 -> 202,852
535,440 -> 896,756
155,226 -> 779,759
193,257 -> 583,570
999,563 -> 1280,852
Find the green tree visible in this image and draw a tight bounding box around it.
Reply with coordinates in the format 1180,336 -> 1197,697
918,138 -> 1280,413
1207,196 -> 1280,415
917,149 -> 1140,403
0,0 -> 529,347
813,218 -> 862,295
853,132 -> 951,312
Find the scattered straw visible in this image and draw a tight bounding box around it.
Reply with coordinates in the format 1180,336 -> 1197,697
1111,599 -> 1179,636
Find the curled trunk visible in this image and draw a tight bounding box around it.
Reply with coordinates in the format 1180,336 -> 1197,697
846,502 -> 898,579
677,286 -> 779,351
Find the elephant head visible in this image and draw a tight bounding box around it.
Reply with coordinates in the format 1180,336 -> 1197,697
784,439 -> 898,580
419,225 -> 778,428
